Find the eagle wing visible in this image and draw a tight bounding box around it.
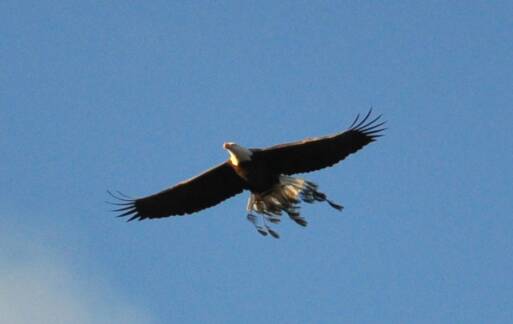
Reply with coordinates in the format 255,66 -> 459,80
254,110 -> 385,175
111,162 -> 246,221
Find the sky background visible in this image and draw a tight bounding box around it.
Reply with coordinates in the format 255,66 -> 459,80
2,1 -> 513,323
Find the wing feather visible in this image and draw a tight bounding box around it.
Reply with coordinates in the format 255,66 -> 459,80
110,162 -> 246,220
253,110 -> 385,175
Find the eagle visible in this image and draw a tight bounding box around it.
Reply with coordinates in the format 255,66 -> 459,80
110,110 -> 385,238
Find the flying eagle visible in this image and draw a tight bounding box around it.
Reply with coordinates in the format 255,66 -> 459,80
110,110 -> 385,238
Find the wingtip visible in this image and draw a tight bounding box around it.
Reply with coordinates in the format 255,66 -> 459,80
353,109 -> 373,129
348,110 -> 386,140
349,109 -> 382,130
117,208 -> 137,217
107,190 -> 133,202
107,189 -> 142,221
349,113 -> 361,128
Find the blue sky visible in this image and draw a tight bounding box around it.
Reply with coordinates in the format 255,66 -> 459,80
2,1 -> 513,323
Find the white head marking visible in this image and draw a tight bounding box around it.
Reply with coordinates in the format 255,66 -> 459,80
223,142 -> 252,166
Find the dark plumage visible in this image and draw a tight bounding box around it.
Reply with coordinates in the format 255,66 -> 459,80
110,110 -> 385,237
110,163 -> 245,219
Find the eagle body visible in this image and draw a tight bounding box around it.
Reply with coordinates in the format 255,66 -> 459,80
230,153 -> 278,193
111,110 -> 385,238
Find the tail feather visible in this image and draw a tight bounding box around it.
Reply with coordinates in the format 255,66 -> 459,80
327,199 -> 344,211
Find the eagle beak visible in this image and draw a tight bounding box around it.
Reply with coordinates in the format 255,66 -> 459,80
223,143 -> 231,150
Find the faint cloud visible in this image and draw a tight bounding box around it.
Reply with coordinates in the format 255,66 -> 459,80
0,227 -> 156,324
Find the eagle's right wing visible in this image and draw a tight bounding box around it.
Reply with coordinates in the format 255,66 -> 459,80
254,110 -> 385,175
111,162 -> 246,220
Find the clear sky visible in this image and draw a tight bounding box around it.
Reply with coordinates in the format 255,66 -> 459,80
2,1 -> 513,323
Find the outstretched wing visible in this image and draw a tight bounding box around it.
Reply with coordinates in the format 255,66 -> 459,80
253,110 -> 385,175
111,162 -> 246,221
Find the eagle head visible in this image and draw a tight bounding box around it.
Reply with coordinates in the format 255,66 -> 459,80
223,142 -> 252,166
